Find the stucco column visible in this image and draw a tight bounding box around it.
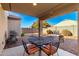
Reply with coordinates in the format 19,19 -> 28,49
0,4 -> 8,54
77,12 -> 79,55
38,19 -> 43,38
38,18 -> 43,56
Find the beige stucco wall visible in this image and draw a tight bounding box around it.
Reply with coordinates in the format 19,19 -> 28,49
8,19 -> 21,36
43,26 -> 57,35
0,5 -> 8,54
56,25 -> 78,37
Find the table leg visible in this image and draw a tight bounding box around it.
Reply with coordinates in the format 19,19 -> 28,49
39,48 -> 41,56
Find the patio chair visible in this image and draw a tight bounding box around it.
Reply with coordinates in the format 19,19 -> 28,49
22,40 -> 38,56
43,36 -> 60,56
59,35 -> 64,43
42,43 -> 57,56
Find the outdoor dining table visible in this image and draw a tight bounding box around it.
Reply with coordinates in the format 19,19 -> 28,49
28,35 -> 59,47
23,35 -> 60,56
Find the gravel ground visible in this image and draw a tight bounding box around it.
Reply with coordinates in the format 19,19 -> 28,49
59,38 -> 78,55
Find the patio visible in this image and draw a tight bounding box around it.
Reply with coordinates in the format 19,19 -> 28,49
3,33 -> 78,56
0,3 -> 79,56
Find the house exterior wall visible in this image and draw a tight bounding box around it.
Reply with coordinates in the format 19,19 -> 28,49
0,5 -> 8,54
8,18 -> 21,36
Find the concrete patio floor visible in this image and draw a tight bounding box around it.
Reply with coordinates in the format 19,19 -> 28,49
0,45 -> 76,56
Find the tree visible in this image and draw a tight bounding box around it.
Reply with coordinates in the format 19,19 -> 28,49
32,21 -> 51,29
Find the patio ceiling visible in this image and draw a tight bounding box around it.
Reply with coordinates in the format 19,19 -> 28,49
1,3 -> 59,17
1,3 -> 79,20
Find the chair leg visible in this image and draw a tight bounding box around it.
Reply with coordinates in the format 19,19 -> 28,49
57,51 -> 59,56
23,50 -> 25,56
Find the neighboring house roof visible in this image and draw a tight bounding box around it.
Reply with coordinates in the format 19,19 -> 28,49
54,19 -> 77,26
8,15 -> 20,20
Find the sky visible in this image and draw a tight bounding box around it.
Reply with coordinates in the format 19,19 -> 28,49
8,11 -> 77,28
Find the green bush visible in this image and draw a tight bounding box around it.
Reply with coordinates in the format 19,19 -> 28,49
47,30 -> 53,34
21,32 -> 25,37
61,29 -> 73,36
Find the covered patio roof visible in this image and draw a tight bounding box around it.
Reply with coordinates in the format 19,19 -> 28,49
1,3 -> 79,20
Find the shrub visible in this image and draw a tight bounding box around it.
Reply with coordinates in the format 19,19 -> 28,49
47,30 -> 53,34
53,30 -> 59,35
21,32 -> 25,37
9,31 -> 17,36
61,29 -> 73,36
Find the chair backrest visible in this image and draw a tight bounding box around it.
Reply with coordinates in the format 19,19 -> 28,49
22,40 -> 26,49
22,40 -> 30,55
59,35 -> 64,43
43,36 -> 60,54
